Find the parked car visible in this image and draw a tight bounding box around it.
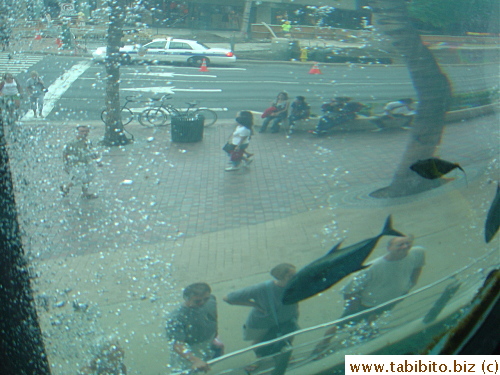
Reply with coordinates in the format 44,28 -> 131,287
92,37 -> 236,65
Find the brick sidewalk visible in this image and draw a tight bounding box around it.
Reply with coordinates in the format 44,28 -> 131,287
9,111 -> 497,374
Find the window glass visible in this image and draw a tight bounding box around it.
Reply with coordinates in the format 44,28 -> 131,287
0,2 -> 498,375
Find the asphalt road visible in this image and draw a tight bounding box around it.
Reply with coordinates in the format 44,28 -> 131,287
16,55 -> 500,123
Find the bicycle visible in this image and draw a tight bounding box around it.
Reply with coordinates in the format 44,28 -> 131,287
100,95 -> 136,126
138,95 -> 217,128
0,95 -> 21,127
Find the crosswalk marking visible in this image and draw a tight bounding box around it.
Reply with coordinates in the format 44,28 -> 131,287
0,53 -> 45,75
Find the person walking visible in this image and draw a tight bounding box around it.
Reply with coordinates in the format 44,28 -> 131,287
259,92 -> 290,134
0,73 -> 22,122
165,282 -> 219,374
313,235 -> 425,356
26,71 -> 47,118
223,263 -> 299,360
223,111 -> 254,171
60,125 -> 102,199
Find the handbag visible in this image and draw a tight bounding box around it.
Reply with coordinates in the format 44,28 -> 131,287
261,106 -> 277,118
230,149 -> 244,162
222,142 -> 233,153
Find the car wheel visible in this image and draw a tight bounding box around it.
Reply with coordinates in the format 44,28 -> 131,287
188,56 -> 208,67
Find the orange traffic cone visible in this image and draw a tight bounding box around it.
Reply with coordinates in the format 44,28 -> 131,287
199,58 -> 209,72
309,62 -> 322,74
34,31 -> 42,40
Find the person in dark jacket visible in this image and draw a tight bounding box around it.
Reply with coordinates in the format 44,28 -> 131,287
288,96 -> 310,132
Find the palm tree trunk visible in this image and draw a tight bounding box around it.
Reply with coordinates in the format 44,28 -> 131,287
367,0 -> 452,197
102,0 -> 132,146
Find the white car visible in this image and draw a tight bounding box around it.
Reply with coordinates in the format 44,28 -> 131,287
92,37 -> 236,65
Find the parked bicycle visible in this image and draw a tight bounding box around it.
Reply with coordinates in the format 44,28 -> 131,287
138,94 -> 217,128
100,95 -> 136,126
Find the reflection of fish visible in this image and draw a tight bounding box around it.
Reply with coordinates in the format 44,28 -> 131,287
485,184 -> 500,243
282,215 -> 405,305
410,158 -> 465,179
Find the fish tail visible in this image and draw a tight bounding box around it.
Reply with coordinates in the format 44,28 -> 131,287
382,215 -> 405,237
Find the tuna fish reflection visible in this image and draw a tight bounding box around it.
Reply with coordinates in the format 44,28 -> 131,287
282,215 -> 405,305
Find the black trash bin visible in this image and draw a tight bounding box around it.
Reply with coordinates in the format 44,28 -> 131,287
171,115 -> 204,142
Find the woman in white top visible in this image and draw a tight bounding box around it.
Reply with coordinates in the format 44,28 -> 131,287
0,73 -> 22,121
224,111 -> 254,171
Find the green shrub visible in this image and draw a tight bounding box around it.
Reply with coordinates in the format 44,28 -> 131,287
450,89 -> 499,110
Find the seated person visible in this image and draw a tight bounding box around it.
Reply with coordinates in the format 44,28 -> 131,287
288,96 -> 310,130
371,98 -> 415,131
311,97 -> 363,136
259,92 -> 290,133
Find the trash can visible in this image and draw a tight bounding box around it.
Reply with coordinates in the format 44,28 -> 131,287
171,115 -> 204,142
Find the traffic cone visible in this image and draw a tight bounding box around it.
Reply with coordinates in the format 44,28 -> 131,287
34,30 -> 42,40
199,58 -> 209,72
309,62 -> 322,74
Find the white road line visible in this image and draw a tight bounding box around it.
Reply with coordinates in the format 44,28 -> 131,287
128,106 -> 228,113
121,86 -> 222,94
0,53 -> 45,75
21,60 -> 92,121
125,72 -> 218,78
131,66 -> 246,71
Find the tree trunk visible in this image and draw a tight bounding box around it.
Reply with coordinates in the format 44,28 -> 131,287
367,0 -> 452,198
0,126 -> 51,375
102,0 -> 132,146
240,0 -> 253,40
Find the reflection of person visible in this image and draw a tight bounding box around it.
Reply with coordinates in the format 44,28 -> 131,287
223,263 -> 299,358
288,96 -> 310,131
224,111 -> 254,171
61,125 -> 102,199
342,235 -> 424,319
166,283 -> 218,374
259,92 -> 290,134
314,236 -> 425,355
26,71 -> 46,118
0,73 -> 22,120
78,340 -> 127,375
371,98 -> 415,131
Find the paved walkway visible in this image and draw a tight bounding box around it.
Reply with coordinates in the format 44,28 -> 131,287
7,108 -> 498,373
4,26 -> 499,374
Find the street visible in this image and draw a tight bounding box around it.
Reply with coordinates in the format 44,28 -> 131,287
7,53 -> 499,123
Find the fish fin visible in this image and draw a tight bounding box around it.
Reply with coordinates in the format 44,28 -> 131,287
382,215 -> 405,237
484,183 -> 500,243
456,164 -> 468,187
327,241 -> 343,255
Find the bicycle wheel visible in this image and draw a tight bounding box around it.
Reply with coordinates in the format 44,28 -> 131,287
139,108 -> 170,127
193,109 -> 217,127
101,108 -> 134,126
